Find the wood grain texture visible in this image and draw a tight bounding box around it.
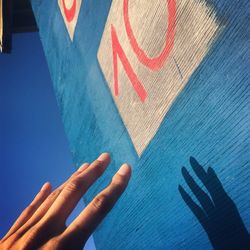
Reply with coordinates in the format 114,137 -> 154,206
31,0 -> 250,249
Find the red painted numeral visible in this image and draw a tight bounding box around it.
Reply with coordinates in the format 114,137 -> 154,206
111,25 -> 147,102
111,0 -> 176,102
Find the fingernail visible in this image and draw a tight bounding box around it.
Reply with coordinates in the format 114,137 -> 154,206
97,152 -> 110,162
118,164 -> 131,176
41,182 -> 50,192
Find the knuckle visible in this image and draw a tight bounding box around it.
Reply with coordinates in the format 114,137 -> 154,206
27,217 -> 63,242
92,194 -> 112,215
23,204 -> 36,217
21,226 -> 40,249
0,235 -> 18,249
28,225 -> 40,239
44,213 -> 66,232
43,214 -> 58,227
70,171 -> 79,178
53,234 -> 85,250
44,236 -> 62,249
68,170 -> 81,181
48,189 -> 61,200
65,178 -> 83,193
27,203 -> 35,211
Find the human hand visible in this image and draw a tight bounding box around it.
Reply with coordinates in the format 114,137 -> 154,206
0,153 -> 131,250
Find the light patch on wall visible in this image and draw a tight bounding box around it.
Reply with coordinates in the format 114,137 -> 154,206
98,0 -> 222,156
0,0 -> 3,52
58,0 -> 82,41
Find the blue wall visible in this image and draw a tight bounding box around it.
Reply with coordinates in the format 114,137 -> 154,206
31,0 -> 250,249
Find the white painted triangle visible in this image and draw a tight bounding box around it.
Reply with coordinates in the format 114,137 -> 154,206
98,0 -> 221,156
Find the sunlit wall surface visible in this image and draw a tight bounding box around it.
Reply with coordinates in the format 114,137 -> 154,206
31,0 -> 250,249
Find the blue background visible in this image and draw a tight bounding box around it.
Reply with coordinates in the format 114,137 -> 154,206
31,0 -> 250,249
0,32 -> 95,249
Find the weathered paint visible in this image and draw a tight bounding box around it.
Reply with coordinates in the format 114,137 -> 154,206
31,0 -> 250,249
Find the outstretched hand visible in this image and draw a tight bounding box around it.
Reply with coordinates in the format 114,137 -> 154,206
0,153 -> 131,250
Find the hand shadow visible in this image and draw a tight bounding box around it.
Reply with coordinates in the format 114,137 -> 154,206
179,157 -> 250,250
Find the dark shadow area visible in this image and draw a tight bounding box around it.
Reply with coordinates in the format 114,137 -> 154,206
179,157 -> 250,250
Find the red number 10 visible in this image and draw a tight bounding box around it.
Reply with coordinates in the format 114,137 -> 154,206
111,0 -> 176,102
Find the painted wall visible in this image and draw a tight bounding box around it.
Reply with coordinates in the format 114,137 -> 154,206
31,0 -> 250,249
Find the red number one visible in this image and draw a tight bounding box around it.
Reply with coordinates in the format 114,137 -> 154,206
111,25 -> 147,102
111,0 -> 176,102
